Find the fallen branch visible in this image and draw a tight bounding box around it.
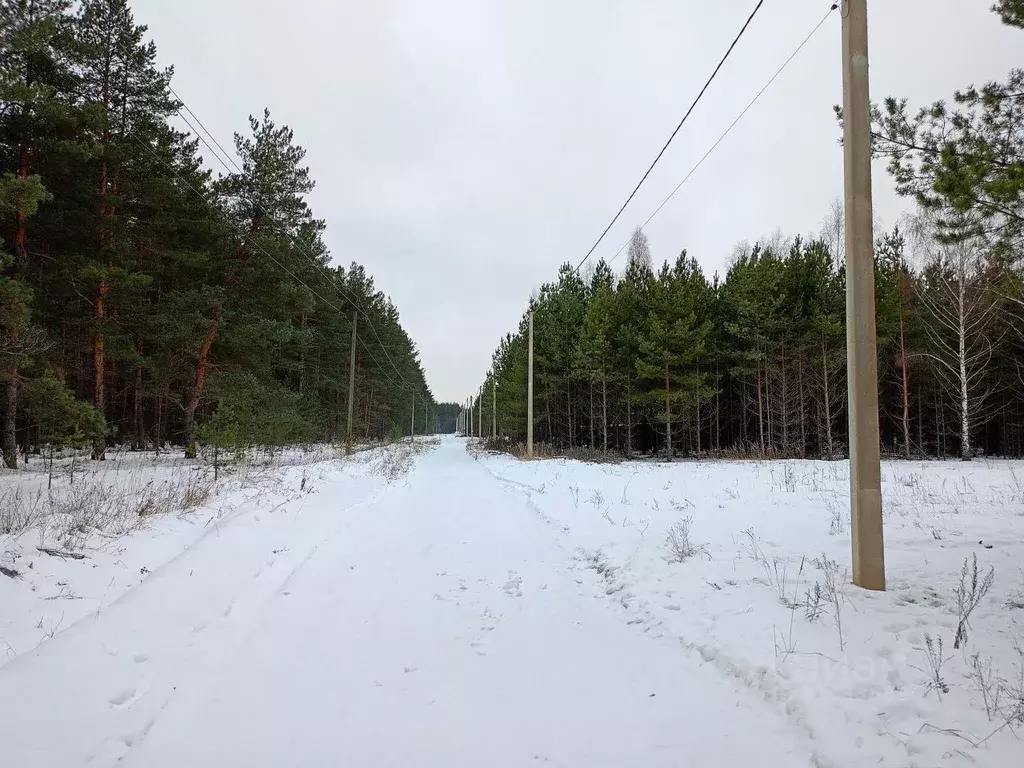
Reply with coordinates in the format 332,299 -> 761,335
36,547 -> 86,561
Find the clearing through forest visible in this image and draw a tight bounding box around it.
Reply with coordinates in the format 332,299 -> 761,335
1,437 -> 1023,767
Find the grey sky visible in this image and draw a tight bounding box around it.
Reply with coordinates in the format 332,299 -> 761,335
133,0 -> 1020,403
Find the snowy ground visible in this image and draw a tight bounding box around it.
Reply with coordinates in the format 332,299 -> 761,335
1,437 -> 1022,767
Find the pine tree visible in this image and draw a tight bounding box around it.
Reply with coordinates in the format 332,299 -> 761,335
73,0 -> 177,458
635,253 -> 713,457
574,259 -> 615,451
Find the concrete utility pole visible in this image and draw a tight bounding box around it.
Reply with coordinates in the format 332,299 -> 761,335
492,378 -> 497,438
411,392 -> 415,443
842,0 -> 885,591
346,311 -> 358,449
527,311 -> 534,458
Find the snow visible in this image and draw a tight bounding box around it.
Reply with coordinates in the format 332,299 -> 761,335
1,437 -> 1022,767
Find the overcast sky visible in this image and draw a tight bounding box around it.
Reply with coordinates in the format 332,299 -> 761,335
133,0 -> 1020,403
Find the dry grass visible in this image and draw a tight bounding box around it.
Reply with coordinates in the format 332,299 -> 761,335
18,467 -> 218,551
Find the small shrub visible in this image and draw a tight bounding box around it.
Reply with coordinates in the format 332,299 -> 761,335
953,553 -> 995,649
826,496 -> 845,536
665,517 -> 709,563
814,553 -> 848,650
568,484 -> 580,508
920,633 -> 951,699
1000,646 -> 1024,725
804,582 -> 825,622
966,652 -> 1000,721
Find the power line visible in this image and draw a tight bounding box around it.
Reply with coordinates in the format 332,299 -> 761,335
169,86 -> 243,176
607,3 -> 839,267
126,129 -> 416,395
167,94 -> 417,389
574,0 -> 768,272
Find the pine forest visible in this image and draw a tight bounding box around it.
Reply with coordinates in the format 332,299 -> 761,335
471,4 -> 1024,460
1,0 -> 442,469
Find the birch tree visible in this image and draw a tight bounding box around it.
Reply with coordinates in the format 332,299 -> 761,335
910,215 -> 1002,459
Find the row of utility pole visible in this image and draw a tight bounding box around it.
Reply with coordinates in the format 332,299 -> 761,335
458,0 -> 883,591
345,310 -> 440,447
457,367 -> 503,441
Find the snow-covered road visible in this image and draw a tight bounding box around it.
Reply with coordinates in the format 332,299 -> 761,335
1,437 -> 813,767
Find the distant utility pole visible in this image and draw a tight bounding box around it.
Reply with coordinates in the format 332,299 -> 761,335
478,386 -> 483,438
842,0 -> 885,591
492,378 -> 497,438
346,311 -> 358,449
411,392 -> 415,443
527,311 -> 534,457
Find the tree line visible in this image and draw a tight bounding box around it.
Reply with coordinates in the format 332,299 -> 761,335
1,0 -> 437,468
472,2 -> 1024,461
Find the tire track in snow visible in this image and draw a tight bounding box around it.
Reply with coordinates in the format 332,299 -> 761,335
478,455 -> 833,766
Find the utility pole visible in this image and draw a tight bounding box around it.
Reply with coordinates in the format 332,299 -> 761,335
527,311 -> 534,457
478,386 -> 483,438
492,378 -> 497,438
842,0 -> 885,591
411,392 -> 415,443
346,311 -> 358,450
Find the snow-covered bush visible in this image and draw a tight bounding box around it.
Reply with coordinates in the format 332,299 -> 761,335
664,516 -> 708,563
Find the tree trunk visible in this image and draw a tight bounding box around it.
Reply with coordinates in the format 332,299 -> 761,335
93,159 -> 109,462
183,218 -> 259,458
13,144 -> 28,262
696,402 -> 701,455
567,386 -> 573,449
133,347 -> 144,451
601,377 -> 608,452
154,394 -> 163,457
665,364 -> 672,458
757,360 -> 765,455
741,379 -> 748,446
917,386 -> 923,458
92,283 -> 107,460
822,336 -> 834,458
545,392 -> 552,444
958,280 -> 971,460
899,314 -> 911,458
765,356 -> 774,454
185,311 -> 221,457
626,378 -> 632,456
3,374 -> 17,470
715,366 -> 721,452
589,381 -> 595,449
798,351 -> 807,457
780,345 -> 789,454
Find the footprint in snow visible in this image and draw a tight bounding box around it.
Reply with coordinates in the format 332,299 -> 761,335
109,686 -> 145,710
502,572 -> 523,598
